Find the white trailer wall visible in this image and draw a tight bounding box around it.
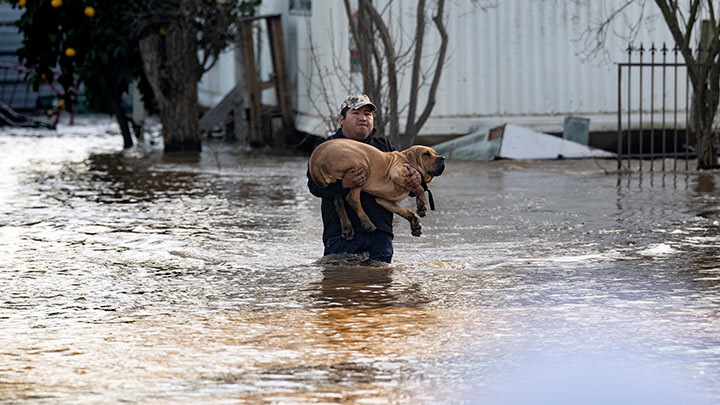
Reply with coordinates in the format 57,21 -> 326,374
199,0 -> 689,140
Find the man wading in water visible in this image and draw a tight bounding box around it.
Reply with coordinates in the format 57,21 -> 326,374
307,94 -> 421,263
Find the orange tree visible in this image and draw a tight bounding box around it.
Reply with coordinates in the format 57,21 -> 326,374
9,0 -> 152,147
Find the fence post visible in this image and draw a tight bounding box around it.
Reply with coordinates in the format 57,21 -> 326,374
650,44 -> 656,171
673,44 -> 679,171
627,44 -> 633,170
662,43 -> 667,171
639,43 -> 645,171
617,62 -> 623,171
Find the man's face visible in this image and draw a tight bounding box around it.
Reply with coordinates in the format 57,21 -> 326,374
340,105 -> 374,140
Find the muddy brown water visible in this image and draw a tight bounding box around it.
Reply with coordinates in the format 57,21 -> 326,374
1,119 -> 719,403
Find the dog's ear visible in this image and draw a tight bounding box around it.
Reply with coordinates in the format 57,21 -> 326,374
405,146 -> 435,183
402,147 -> 423,173
405,147 -> 420,169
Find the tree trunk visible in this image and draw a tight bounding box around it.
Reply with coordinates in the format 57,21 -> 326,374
694,92 -> 719,169
697,128 -> 717,169
138,26 -> 202,152
691,20 -> 719,169
653,6 -> 718,169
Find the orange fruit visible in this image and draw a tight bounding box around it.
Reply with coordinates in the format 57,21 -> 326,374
84,6 -> 95,17
18,0 -> 26,7
65,48 -> 76,57
51,0 -> 62,7
58,99 -> 66,110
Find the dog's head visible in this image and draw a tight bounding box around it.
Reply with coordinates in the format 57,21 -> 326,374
402,145 -> 445,183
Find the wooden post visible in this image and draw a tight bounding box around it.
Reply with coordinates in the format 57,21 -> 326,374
266,15 -> 294,148
238,21 -> 263,146
236,14 -> 295,148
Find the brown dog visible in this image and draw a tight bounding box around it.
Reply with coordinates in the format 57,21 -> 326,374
309,138 -> 445,239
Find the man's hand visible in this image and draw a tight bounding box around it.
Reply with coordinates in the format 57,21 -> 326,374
342,168 -> 367,189
403,164 -> 422,188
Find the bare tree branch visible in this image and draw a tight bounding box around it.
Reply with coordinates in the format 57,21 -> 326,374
655,0 -> 698,69
405,0 -> 426,138
412,0 -> 448,142
578,0 -> 640,61
363,0 -> 400,141
328,1 -> 455,147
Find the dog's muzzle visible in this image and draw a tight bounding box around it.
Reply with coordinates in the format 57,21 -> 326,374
430,156 -> 445,176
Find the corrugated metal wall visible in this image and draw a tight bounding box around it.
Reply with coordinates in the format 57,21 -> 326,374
461,1 -> 602,118
389,0 -> 678,135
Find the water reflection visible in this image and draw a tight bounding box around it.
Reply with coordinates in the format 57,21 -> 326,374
695,173 -> 717,193
311,265 -> 396,308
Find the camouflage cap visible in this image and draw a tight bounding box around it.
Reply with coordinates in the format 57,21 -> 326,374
340,94 -> 376,113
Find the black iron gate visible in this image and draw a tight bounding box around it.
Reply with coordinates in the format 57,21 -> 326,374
617,43 -> 695,171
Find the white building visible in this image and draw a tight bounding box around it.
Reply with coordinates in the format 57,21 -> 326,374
198,0 -> 684,143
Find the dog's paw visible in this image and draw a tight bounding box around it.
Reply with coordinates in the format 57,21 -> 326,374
361,221 -> 376,232
416,202 -> 426,218
410,221 -> 422,237
342,226 -> 355,240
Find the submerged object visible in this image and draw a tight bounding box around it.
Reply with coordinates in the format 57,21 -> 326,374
433,123 -> 615,161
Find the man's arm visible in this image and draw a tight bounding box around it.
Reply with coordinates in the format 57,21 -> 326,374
307,137 -> 369,198
307,167 -> 368,198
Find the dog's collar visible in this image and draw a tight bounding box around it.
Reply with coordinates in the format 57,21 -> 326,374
420,177 -> 435,211
403,155 -> 435,211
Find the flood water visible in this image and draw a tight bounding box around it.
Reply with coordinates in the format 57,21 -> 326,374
2,117 -> 720,404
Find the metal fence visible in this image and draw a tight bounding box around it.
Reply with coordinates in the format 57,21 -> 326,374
0,62 -> 78,128
617,43 -> 698,172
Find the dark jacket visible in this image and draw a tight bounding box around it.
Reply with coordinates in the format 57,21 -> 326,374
307,128 -> 396,243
